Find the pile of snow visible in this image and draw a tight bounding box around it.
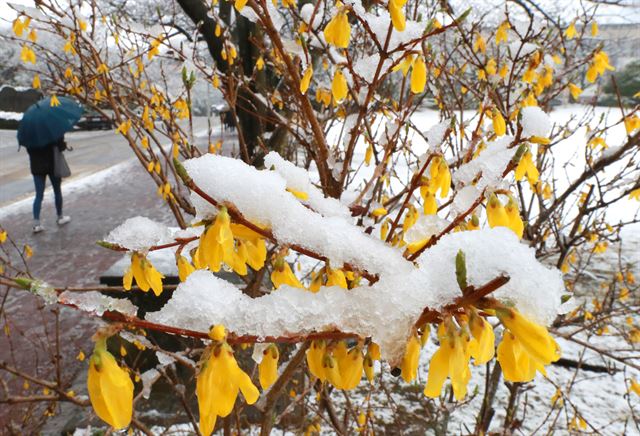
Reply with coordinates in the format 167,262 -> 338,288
520,106 -> 552,137
264,152 -> 350,219
149,227 -> 563,361
0,110 -> 23,121
58,291 -> 137,317
453,136 -> 515,191
186,154 -> 412,277
105,216 -> 171,251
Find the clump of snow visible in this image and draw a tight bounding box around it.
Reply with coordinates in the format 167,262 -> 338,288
364,11 -> 425,51
424,120 -> 450,148
149,228 -> 564,362
452,185 -> 481,215
0,111 -> 23,121
252,343 -> 269,364
239,1 -> 284,30
185,154 -> 411,276
140,369 -> 160,399
520,106 -> 551,138
264,152 -> 351,219
58,291 -> 138,317
404,215 -> 449,244
353,53 -> 391,83
105,216 -> 171,251
453,136 -> 515,190
30,280 -> 57,304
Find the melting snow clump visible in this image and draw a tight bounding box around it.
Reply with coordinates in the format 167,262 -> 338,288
149,228 -> 563,362
105,216 -> 171,251
520,106 -> 551,138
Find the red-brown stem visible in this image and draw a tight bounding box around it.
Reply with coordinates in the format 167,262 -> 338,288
53,274 -> 510,344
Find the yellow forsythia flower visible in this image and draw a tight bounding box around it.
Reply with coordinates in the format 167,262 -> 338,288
586,50 -> 614,83
364,342 -> 380,382
115,119 -> 131,135
495,21 -> 510,45
326,267 -> 348,288
392,54 -> 414,76
624,115 -> 640,134
400,334 -> 420,382
473,33 -> 486,53
422,190 -> 437,215
123,252 -> 165,296
424,322 -> 471,400
336,345 -> 364,390
271,258 -> 304,288
486,194 -> 510,229
371,207 -> 387,217
630,378 -> 640,396
629,188 -> 640,201
20,45 -> 36,64
492,108 -> 506,136
323,8 -> 351,48
568,83 -> 582,100
565,21 -> 577,39
259,344 -> 279,390
235,0 -> 248,11
0,230 -> 7,244
197,326 -> 259,436
469,309 -> 495,365
196,208 -> 234,272
389,0 -> 407,32
306,340 -> 327,381
300,66 -> 313,94
331,69 -> 348,102
514,150 -> 539,185
591,21 -> 598,37
496,308 -> 560,382
176,255 -> 195,282
87,337 -> 134,430
13,17 -> 27,37
32,74 -> 41,89
504,197 -> 524,239
410,57 -> 427,94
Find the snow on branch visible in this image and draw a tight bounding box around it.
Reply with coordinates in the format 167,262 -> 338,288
149,227 -> 563,361
185,153 -> 413,277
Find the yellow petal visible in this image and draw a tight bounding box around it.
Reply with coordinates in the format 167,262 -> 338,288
410,57 -> 427,94
424,341 -> 450,397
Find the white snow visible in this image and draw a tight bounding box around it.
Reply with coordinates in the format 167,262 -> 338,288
140,369 -> 160,399
403,214 -> 450,244
453,136 -> 515,191
105,216 -> 171,251
0,110 -> 23,121
424,119 -> 450,148
452,185 -> 481,215
185,154 -> 411,276
520,106 -> 552,138
264,151 -> 350,219
149,228 -> 564,362
58,291 -> 138,317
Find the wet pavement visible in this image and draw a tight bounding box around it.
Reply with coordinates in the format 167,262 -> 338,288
0,117 -> 211,207
0,124 -> 238,432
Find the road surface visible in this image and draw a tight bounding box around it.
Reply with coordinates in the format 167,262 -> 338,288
0,117 -> 215,207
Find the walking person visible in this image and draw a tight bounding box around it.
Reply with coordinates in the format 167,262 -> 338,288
17,95 -> 83,233
27,137 -> 71,233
